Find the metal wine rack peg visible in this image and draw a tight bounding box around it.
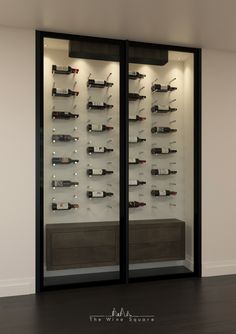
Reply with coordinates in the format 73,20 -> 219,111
74,127 -> 78,131
169,98 -> 177,104
169,162 -> 177,165
138,86 -> 145,93
73,195 -> 78,199
107,117 -> 112,122
138,129 -> 144,133
152,121 -> 157,126
52,174 -> 56,178
73,104 -> 77,109
169,120 -> 176,124
88,73 -> 92,80
151,99 -> 158,105
107,161 -> 113,165
169,183 -> 176,186
52,105 -> 55,110
73,81 -> 77,87
74,172 -> 78,176
73,149 -> 78,153
106,205 -> 112,209
52,197 -> 56,202
52,151 -> 56,155
169,203 -> 177,207
151,78 -> 159,85
106,72 -> 112,80
52,128 -> 56,132
169,141 -> 176,144
139,108 -> 145,113
107,139 -> 112,143
107,94 -> 112,100
138,151 -> 144,155
169,77 -> 176,84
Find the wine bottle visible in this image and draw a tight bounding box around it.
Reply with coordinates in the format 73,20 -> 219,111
151,190 -> 177,196
151,127 -> 177,134
87,146 -> 113,154
87,101 -> 113,110
151,105 -> 177,113
129,201 -> 146,208
151,169 -> 177,175
52,88 -> 79,97
87,191 -> 114,198
52,111 -> 79,120
129,158 -> 146,164
87,79 -> 113,88
51,180 -> 79,188
129,180 -> 146,186
128,71 -> 146,80
52,134 -> 79,142
52,202 -> 79,210
129,115 -> 146,122
52,65 -> 79,74
151,84 -> 177,93
87,124 -> 113,132
151,147 -> 177,154
129,93 -> 146,101
129,136 -> 146,143
87,169 -> 113,176
52,157 -> 79,165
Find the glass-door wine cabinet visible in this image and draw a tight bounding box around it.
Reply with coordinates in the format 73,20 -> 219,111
36,31 -> 201,291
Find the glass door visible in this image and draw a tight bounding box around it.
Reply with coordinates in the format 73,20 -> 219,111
42,35 -> 121,287
128,43 -> 196,278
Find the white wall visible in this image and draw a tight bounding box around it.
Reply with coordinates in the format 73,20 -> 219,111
202,49 -> 236,276
0,26 -> 35,296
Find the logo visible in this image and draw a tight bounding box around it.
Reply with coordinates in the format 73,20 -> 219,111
90,307 -> 155,323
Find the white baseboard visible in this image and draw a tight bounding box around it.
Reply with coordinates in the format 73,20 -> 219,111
0,278 -> 35,298
202,260 -> 236,277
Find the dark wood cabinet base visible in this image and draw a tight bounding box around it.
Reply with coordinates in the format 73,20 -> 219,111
46,219 -> 185,271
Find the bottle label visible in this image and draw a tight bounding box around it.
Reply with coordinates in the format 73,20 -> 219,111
56,88 -> 69,94
159,105 -> 169,110
129,136 -> 138,143
94,147 -> 105,153
129,115 -> 137,120
160,85 -> 168,90
159,190 -> 167,196
129,158 -> 136,163
92,169 -> 103,175
54,181 -> 64,187
56,203 -> 69,210
129,71 -> 137,76
92,191 -> 104,198
159,169 -> 169,175
129,180 -> 138,186
61,158 -> 70,163
94,80 -> 105,85
56,66 -> 69,72
161,148 -> 169,154
92,102 -> 104,107
91,124 -> 103,131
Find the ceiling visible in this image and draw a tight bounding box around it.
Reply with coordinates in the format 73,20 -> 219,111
1,0 -> 236,51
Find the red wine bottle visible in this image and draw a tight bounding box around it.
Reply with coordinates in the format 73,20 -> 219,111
129,71 -> 146,80
129,201 -> 146,208
87,146 -> 113,154
129,158 -> 146,164
151,147 -> 177,154
52,157 -> 79,165
51,180 -> 79,188
52,65 -> 79,74
151,127 -> 177,134
87,124 -> 113,132
151,169 -> 177,175
151,105 -> 177,113
52,88 -> 79,97
52,134 -> 79,142
87,79 -> 113,88
87,191 -> 113,198
87,101 -> 113,110
129,180 -> 146,186
129,115 -> 146,122
52,202 -> 79,210
87,169 -> 113,176
129,93 -> 146,101
129,136 -> 146,143
52,111 -> 79,120
151,190 -> 177,196
151,84 -> 177,93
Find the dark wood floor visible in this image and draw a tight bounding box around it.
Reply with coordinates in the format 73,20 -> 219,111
1,275 -> 236,334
